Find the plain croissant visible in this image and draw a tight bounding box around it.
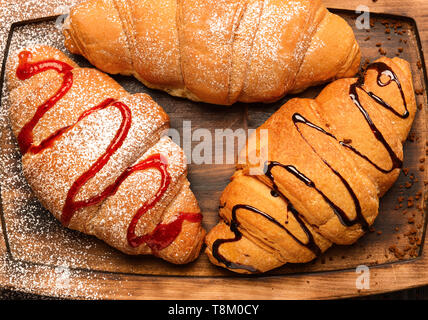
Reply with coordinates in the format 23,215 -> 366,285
7,45 -> 205,264
205,56 -> 417,273
63,0 -> 361,105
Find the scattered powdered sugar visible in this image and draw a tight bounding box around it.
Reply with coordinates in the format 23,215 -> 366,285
0,3 -> 139,299
63,0 -> 337,105
0,252 -> 127,299
54,265 -> 71,290
0,2 -> 200,298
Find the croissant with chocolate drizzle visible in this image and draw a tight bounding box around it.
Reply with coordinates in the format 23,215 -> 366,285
63,0 -> 361,105
6,45 -> 205,264
205,57 -> 417,273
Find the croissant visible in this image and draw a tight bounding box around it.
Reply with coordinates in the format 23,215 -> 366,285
205,56 -> 417,273
62,0 -> 361,105
6,45 -> 205,264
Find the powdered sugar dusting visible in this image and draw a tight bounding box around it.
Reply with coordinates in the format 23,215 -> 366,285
0,8 -> 201,298
64,0 -> 356,105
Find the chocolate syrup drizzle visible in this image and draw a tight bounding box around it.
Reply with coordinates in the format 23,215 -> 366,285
212,62 -> 409,272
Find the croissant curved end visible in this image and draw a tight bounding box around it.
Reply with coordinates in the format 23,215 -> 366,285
62,16 -> 80,55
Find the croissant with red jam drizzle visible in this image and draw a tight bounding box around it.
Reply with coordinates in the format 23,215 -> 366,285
205,56 -> 417,273
6,45 -> 205,264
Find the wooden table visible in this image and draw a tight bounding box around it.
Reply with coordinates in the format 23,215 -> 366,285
325,0 -> 428,60
0,0 -> 427,300
282,0 -> 428,299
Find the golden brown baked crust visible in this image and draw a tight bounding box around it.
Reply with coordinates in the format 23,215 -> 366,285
7,45 -> 205,264
205,56 -> 417,273
63,0 -> 361,105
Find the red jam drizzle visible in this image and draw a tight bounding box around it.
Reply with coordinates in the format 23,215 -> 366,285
16,51 -> 74,155
142,212 -> 202,252
16,50 -> 201,250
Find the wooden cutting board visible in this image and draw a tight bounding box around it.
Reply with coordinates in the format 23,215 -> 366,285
0,0 -> 427,299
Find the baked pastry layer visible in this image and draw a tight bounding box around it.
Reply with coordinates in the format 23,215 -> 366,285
7,45 -> 205,264
205,56 -> 417,273
63,0 -> 361,105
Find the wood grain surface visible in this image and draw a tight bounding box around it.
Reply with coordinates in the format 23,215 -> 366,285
325,0 -> 428,56
0,0 -> 427,300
